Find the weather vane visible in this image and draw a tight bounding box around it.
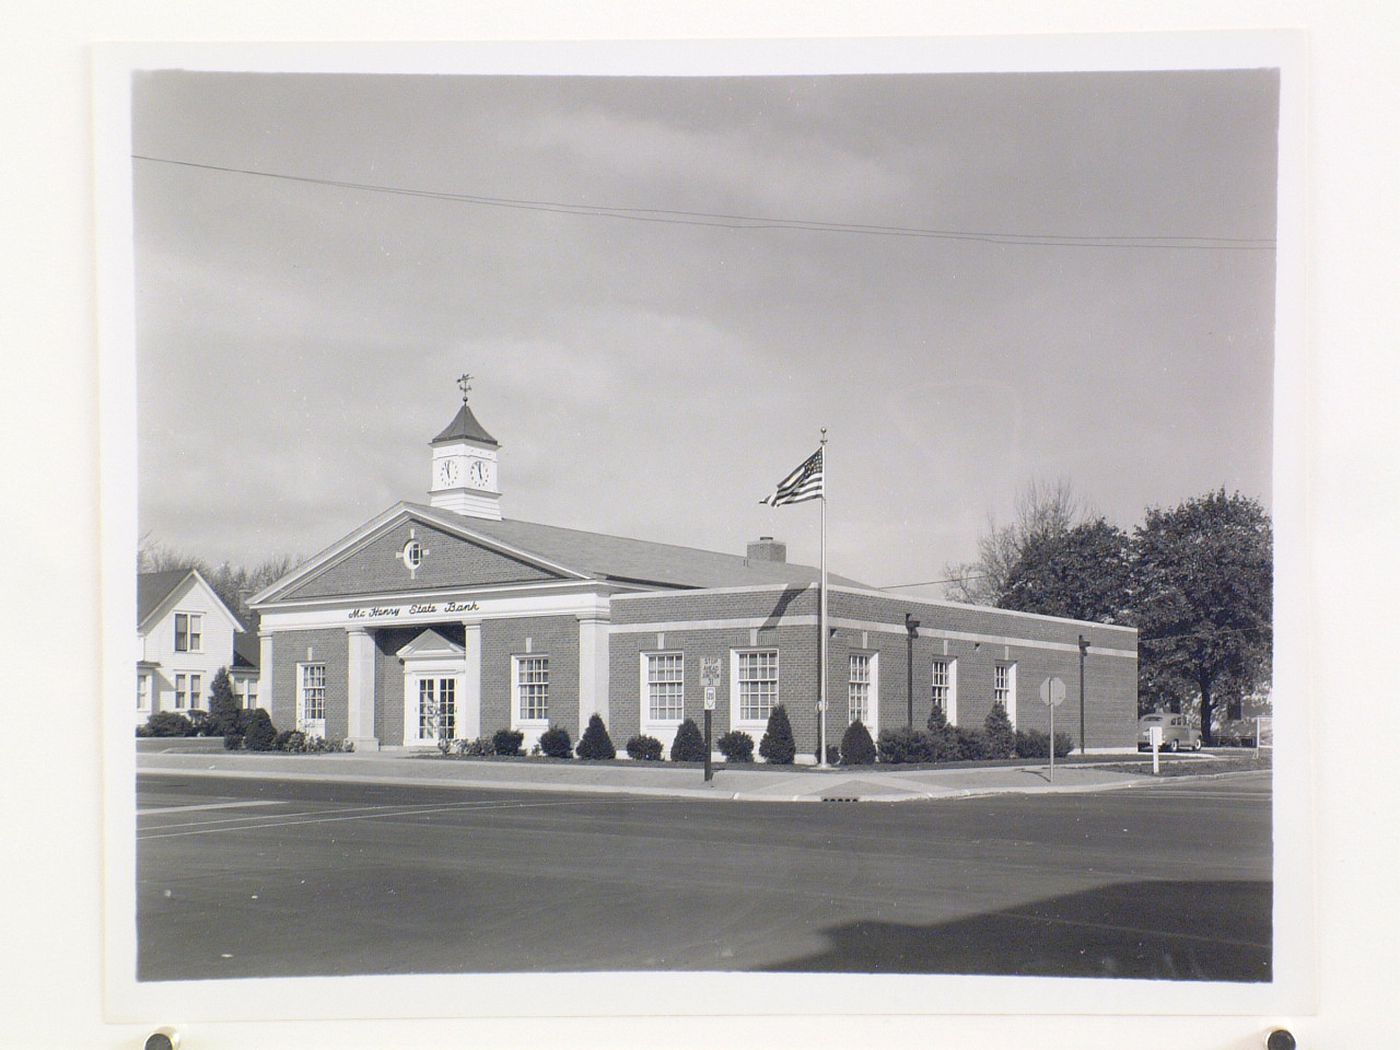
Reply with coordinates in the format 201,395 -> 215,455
456,373 -> 473,403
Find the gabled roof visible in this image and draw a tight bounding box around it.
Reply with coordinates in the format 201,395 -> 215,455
138,569 -> 193,625
399,503 -> 867,591
432,403 -> 498,447
252,502 -> 867,607
138,568 -> 246,634
232,631 -> 260,670
396,628 -> 465,659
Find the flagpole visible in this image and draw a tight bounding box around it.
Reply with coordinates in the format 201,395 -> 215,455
818,427 -> 829,770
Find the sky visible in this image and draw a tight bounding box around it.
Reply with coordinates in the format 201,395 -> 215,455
131,67 -> 1279,595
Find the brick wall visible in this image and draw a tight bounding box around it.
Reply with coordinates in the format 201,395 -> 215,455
269,629 -> 349,740
605,584 -> 1139,752
285,520 -> 556,600
480,616 -> 579,737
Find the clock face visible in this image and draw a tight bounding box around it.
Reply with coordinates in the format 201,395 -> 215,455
438,458 -> 460,486
468,458 -> 491,489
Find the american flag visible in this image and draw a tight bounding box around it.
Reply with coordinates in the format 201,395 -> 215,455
760,447 -> 824,507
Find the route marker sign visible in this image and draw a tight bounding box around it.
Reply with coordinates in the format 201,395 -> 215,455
704,687 -> 717,711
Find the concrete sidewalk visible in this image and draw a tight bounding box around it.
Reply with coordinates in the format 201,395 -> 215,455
136,749 -> 1164,802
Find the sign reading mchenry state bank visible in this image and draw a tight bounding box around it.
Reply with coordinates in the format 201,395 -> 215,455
348,600 -> 481,621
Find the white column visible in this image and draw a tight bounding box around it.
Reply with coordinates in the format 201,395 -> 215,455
462,618 -> 482,741
345,627 -> 379,750
258,631 -> 273,711
577,614 -> 611,728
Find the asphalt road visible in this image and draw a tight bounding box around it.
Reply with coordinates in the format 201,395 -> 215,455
136,771 -> 1271,982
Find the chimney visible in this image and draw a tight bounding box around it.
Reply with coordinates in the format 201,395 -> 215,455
747,536 -> 787,563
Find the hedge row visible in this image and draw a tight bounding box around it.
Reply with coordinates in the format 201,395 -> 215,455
875,704 -> 1072,764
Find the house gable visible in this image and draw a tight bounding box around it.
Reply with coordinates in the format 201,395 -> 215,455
280,518 -> 568,601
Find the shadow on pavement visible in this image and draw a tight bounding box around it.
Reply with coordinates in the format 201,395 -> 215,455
757,879 -> 1271,982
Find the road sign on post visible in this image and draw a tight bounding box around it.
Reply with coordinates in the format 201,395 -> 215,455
1040,677 -> 1066,782
699,658 -> 720,783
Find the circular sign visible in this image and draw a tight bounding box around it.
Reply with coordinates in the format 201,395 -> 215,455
1039,676 -> 1067,707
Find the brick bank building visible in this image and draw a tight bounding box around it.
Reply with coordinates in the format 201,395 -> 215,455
249,398 -> 1138,756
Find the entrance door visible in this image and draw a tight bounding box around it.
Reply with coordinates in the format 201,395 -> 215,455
408,674 -> 459,746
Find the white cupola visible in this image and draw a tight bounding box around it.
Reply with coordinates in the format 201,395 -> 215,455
428,374 -> 502,519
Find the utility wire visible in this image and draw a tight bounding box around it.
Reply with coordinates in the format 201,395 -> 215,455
880,574 -> 992,590
132,154 -> 1276,252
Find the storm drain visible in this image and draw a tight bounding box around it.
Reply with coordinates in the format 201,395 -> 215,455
820,795 -> 862,803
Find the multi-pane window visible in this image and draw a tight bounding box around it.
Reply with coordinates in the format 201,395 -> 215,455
646,653 -> 684,721
301,664 -> 326,721
738,650 -> 778,721
174,613 -> 202,652
517,656 -> 549,721
417,678 -> 455,740
189,674 -> 202,710
994,663 -> 1014,708
174,674 -> 187,709
137,675 -> 150,710
931,659 -> 951,714
418,678 -> 437,739
848,653 -> 871,723
243,680 -> 258,709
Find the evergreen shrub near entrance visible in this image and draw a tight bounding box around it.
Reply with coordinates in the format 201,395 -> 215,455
539,724 -> 573,759
839,720 -> 876,765
626,734 -> 663,761
716,730 -> 754,763
1014,729 -> 1074,758
758,705 -> 796,764
670,718 -> 707,762
983,703 -> 1017,759
144,711 -> 195,737
576,714 -> 616,760
492,728 -> 525,756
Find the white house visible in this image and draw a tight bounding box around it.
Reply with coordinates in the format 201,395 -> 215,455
136,568 -> 249,724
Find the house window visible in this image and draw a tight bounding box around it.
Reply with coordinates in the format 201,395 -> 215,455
137,675 -> 151,710
516,656 -> 549,721
646,653 -> 684,722
848,653 -> 871,724
174,613 -> 202,652
300,664 -> 326,722
932,658 -> 957,723
994,662 -> 1017,725
243,679 -> 259,709
738,650 -> 778,722
174,674 -> 187,709
189,674 -> 202,710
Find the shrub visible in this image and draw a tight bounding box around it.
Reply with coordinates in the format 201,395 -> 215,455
1014,729 -> 1075,759
145,711 -> 194,738
274,729 -> 308,753
671,718 -> 708,762
840,720 -> 877,765
877,725 -> 935,764
207,667 -> 241,736
927,703 -> 949,732
455,736 -> 494,757
222,732 -> 243,750
758,704 -> 796,765
952,726 -> 988,761
242,709 -> 277,752
539,724 -> 573,759
492,728 -> 525,756
717,730 -> 754,763
626,735 -> 663,761
575,714 -> 617,760
135,724 -> 152,738
188,709 -> 216,736
305,735 -> 348,753
983,703 -> 1017,759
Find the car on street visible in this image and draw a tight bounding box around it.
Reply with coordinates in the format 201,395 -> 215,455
1137,713 -> 1203,752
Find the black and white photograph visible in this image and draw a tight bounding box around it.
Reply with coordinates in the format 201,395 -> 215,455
86,31 -> 1317,1042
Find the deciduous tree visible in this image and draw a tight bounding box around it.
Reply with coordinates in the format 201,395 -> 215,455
1132,489 -> 1272,744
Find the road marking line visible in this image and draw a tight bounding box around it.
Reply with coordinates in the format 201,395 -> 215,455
136,797 -> 639,841
137,800 -> 288,816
